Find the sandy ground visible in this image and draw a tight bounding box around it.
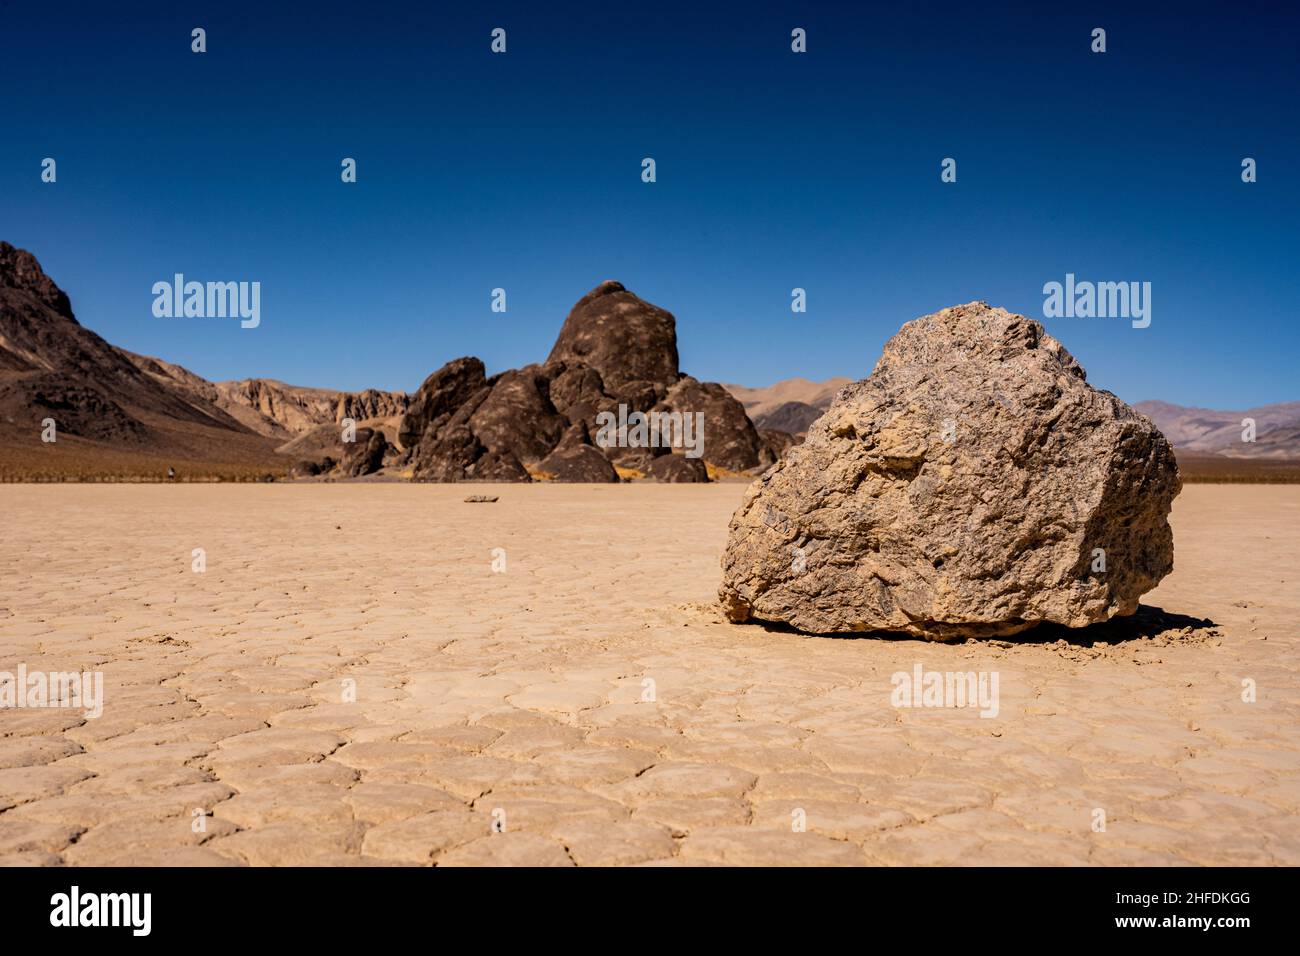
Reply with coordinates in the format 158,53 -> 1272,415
0,483 -> 1297,866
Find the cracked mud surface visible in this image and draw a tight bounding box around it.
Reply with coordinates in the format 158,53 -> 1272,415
1,483 -> 1297,865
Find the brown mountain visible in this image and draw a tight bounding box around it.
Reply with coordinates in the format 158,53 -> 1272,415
1133,400 -> 1300,459
123,353 -> 407,447
0,243 -> 286,478
724,376 -> 852,434
0,242 -> 405,479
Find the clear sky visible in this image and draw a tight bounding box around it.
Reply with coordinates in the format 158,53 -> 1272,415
2,1 -> 1296,408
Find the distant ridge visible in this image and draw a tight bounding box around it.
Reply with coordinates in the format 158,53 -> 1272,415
726,379 -> 1300,482
4,239 -> 1296,482
723,376 -> 851,433
1134,400 -> 1300,459
0,241 -> 405,479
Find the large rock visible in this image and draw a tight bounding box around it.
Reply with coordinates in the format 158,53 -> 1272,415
546,281 -> 679,393
718,302 -> 1181,640
397,281 -> 776,484
468,365 -> 568,465
537,422 -> 620,482
654,376 -> 772,473
341,427 -> 389,477
412,425 -> 530,482
398,357 -> 487,450
646,454 -> 709,483
543,360 -> 616,439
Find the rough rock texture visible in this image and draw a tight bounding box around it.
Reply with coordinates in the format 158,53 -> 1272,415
398,357 -> 532,483
655,376 -> 772,473
336,389 -> 408,426
0,242 -> 75,320
545,281 -> 679,393
646,454 -> 710,483
468,366 -> 568,465
341,428 -> 389,478
544,361 -> 617,440
396,282 -> 781,484
719,302 -> 1182,640
608,447 -> 670,473
537,422 -> 620,483
398,358 -> 488,450
413,425 -> 530,483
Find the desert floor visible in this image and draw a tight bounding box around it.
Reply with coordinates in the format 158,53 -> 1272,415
1,483 -> 1297,866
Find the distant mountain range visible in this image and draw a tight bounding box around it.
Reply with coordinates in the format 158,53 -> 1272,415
1131,400 -> 1300,459
725,377 -> 1300,460
723,377 -> 853,434
3,239 -> 1295,480
124,354 -> 407,444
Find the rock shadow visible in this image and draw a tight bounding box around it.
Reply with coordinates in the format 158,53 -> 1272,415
998,604 -> 1219,647
739,603 -> 1219,648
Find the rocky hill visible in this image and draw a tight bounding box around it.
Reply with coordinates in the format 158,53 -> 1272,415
0,242 -> 285,478
0,242 -> 405,479
398,281 -> 777,482
118,347 -> 408,442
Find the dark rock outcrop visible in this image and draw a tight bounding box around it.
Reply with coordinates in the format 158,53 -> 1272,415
341,428 -> 389,477
0,243 -> 74,321
537,422 -> 620,483
398,357 -> 488,450
399,282 -> 773,484
413,424 -> 530,482
468,365 -> 569,465
546,281 -> 679,393
398,358 -> 539,482
646,454 -> 710,483
544,361 -> 616,439
654,376 -> 772,473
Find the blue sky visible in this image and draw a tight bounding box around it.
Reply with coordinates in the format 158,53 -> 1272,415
2,1 -> 1296,408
